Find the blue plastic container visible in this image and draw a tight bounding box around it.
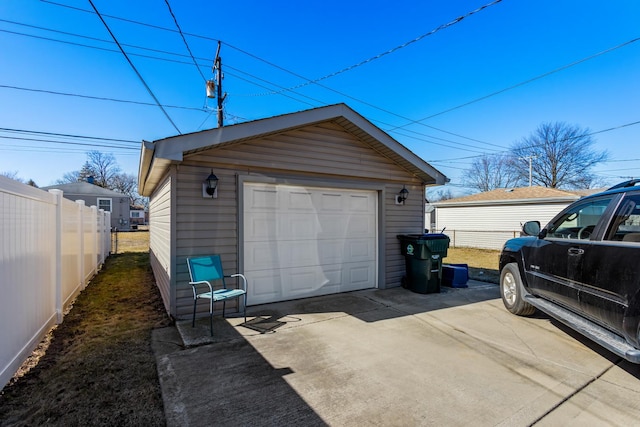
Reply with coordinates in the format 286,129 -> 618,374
442,264 -> 469,288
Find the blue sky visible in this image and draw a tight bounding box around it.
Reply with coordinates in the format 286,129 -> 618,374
1,0 -> 638,194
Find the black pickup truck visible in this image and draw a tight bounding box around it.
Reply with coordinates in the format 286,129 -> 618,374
499,179 -> 640,363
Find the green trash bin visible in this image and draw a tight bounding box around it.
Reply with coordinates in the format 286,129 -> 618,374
397,234 -> 450,294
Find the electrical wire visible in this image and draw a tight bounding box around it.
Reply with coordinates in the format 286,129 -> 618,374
425,119 -> 640,163
24,1 -> 640,154
163,0 -> 207,82
0,127 -> 139,143
35,0 -> 499,148
0,135 -> 138,150
87,0 -> 182,134
248,0 -> 504,96
392,37 -> 640,130
0,84 -> 205,111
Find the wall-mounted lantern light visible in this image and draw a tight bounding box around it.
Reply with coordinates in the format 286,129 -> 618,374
395,185 -> 409,205
202,169 -> 218,198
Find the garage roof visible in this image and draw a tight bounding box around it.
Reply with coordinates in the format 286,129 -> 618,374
138,104 -> 447,196
433,186 -> 589,207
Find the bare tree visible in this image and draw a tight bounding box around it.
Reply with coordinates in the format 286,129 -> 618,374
462,154 -> 521,192
111,172 -> 147,207
511,122 -> 608,189
86,151 -> 120,188
58,151 -> 121,187
56,170 -> 80,184
1,171 -> 23,182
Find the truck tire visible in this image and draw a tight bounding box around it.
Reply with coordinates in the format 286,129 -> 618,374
500,263 -> 536,316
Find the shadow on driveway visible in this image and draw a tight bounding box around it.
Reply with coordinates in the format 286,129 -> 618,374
153,283 -> 499,426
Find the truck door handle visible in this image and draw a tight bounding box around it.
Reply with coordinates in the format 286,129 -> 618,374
568,247 -> 584,255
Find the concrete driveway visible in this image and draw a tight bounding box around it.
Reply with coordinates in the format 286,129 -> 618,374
152,281 -> 640,426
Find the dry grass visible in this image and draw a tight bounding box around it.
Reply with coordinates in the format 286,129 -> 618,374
445,246 -> 501,284
445,247 -> 500,270
0,251 -> 170,426
111,230 -> 149,254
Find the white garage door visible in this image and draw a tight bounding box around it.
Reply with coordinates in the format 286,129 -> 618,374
243,183 -> 377,305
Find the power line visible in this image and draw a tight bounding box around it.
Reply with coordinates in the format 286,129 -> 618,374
35,1 -> 497,148
0,127 -> 139,143
87,0 -> 182,134
425,119 -> 640,163
392,37 -> 640,129
0,84 -> 205,111
0,18 -> 212,66
0,135 -> 138,150
248,0 -> 504,96
163,0 -> 207,82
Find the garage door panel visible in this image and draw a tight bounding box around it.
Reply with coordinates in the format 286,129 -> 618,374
244,241 -> 281,271
348,193 -> 375,212
246,187 -> 278,210
244,183 -> 377,305
318,241 -> 345,264
343,263 -> 375,292
287,241 -> 321,267
347,239 -> 375,261
318,192 -> 344,212
286,190 -> 314,211
249,270 -> 282,302
346,215 -> 376,237
245,213 -> 277,241
280,214 -> 319,239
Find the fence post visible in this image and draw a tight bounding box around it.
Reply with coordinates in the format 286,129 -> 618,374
76,200 -> 85,288
91,205 -> 98,274
106,211 -> 112,255
49,190 -> 64,324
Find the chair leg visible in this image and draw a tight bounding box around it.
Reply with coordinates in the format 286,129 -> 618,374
222,300 -> 226,318
192,298 -> 197,328
243,294 -> 247,323
209,311 -> 213,337
209,299 -> 213,337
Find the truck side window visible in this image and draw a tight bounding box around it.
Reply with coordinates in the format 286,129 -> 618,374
547,197 -> 613,240
604,194 -> 640,242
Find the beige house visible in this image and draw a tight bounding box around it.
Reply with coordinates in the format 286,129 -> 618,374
433,186 -> 597,250
138,104 -> 447,318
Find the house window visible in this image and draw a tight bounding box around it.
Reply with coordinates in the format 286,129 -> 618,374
131,211 -> 141,218
97,198 -> 112,212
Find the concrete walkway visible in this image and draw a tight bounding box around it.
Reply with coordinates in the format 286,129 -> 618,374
152,281 -> 640,426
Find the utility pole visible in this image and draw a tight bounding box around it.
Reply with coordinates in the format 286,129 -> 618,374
212,41 -> 226,127
519,155 -> 537,187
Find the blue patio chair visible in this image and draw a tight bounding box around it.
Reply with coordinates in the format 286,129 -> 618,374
186,255 -> 247,336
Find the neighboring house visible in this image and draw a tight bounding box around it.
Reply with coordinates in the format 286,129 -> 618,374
130,206 -> 148,227
138,103 -> 447,318
41,181 -> 131,231
432,186 -> 598,250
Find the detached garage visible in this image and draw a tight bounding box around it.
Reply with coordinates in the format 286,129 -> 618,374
138,104 -> 447,318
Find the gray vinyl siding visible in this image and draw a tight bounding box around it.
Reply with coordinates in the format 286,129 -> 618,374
149,175 -> 172,313
436,201 -> 571,250
169,122 -> 424,318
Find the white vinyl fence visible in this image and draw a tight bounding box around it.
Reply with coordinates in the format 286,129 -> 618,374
0,176 -> 111,389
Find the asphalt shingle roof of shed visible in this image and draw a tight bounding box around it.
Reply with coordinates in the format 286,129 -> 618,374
433,186 -> 601,207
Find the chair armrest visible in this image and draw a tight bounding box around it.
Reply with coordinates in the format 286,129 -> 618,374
226,273 -> 247,292
189,280 -> 212,298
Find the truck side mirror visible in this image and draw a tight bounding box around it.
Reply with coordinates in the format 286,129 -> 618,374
522,221 -> 541,237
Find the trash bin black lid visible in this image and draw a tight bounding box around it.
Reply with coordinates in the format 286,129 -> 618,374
397,233 -> 449,241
